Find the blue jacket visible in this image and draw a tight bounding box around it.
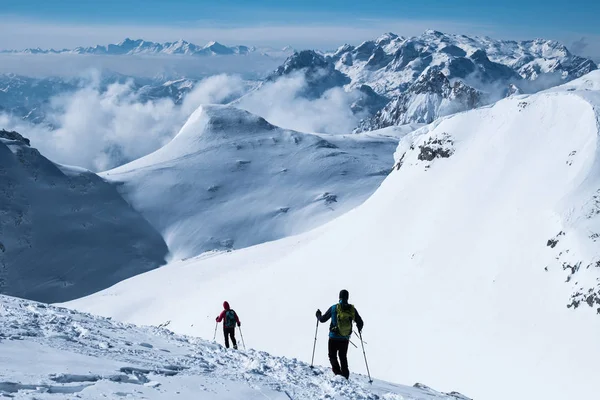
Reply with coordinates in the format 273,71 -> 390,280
318,302 -> 364,340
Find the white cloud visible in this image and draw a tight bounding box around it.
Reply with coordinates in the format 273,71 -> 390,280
0,71 -> 364,171
0,53 -> 284,80
0,73 -> 249,172
237,73 -> 363,134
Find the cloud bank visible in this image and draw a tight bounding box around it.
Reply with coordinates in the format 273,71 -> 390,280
237,73 -> 364,135
0,72 -> 366,171
0,53 -> 285,80
0,74 -> 247,171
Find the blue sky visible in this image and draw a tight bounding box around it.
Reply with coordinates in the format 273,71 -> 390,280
1,0 -> 599,57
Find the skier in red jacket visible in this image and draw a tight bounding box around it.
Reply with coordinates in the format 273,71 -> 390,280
216,301 -> 241,349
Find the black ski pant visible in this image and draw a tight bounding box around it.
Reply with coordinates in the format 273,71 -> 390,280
223,327 -> 237,348
328,338 -> 350,379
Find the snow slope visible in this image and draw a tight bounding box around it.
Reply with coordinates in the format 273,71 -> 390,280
100,105 -> 400,259
0,130 -> 168,303
0,294 -> 470,400
70,72 -> 600,400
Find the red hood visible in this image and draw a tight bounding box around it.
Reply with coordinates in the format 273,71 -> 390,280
223,301 -> 230,310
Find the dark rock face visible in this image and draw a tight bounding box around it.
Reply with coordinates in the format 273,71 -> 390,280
0,129 -> 30,146
388,42 -> 423,71
417,134 -> 455,161
469,50 -> 522,82
358,68 -> 483,131
351,85 -> 390,116
268,50 -> 350,98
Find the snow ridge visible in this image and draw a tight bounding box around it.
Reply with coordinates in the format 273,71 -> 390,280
101,104 -> 398,259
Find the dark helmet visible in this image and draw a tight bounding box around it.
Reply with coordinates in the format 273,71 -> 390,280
339,289 -> 349,302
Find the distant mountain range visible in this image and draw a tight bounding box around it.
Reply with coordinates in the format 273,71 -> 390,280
0,38 -> 293,57
269,30 -> 597,131
1,31 -> 597,135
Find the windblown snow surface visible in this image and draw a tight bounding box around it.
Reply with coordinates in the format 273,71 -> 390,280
101,105 -> 402,259
0,295 -> 468,400
71,71 -> 600,400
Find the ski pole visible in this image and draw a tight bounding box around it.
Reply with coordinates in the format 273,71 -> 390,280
348,340 -> 358,348
310,319 -> 319,368
213,321 -> 218,341
359,331 -> 373,384
354,330 -> 367,344
238,326 -> 246,350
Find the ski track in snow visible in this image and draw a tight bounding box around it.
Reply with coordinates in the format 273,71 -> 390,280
0,295 -> 466,400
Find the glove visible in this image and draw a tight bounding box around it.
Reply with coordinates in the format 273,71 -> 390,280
316,309 -> 322,319
237,322 -> 241,327
215,317 -> 219,322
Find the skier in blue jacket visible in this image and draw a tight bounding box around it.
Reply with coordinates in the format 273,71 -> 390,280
316,289 -> 364,379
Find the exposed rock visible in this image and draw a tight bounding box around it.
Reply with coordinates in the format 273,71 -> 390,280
0,130 -> 30,146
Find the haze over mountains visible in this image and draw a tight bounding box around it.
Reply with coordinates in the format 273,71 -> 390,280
0,38 -> 292,57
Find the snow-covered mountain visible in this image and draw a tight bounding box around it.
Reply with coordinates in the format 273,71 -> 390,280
267,50 -> 351,98
100,104 -> 401,259
260,31 -> 596,131
334,31 -> 595,128
332,30 -> 596,97
0,129 -> 168,303
0,74 -> 81,123
70,71 -> 600,400
357,67 -> 482,130
0,294 -> 470,400
0,38 -> 292,57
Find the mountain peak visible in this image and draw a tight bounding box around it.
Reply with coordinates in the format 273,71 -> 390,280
423,29 -> 445,36
376,32 -> 399,42
0,129 -> 30,146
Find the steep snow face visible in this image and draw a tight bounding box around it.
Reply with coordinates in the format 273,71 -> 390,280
101,105 -> 400,259
0,130 -> 168,303
71,74 -> 600,400
0,295 -> 469,400
545,69 -> 600,92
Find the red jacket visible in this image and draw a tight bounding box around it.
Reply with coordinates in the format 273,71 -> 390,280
216,301 -> 240,326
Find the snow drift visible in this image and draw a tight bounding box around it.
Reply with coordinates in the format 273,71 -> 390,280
0,130 -> 168,303
101,104 -> 400,259
70,71 -> 600,400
